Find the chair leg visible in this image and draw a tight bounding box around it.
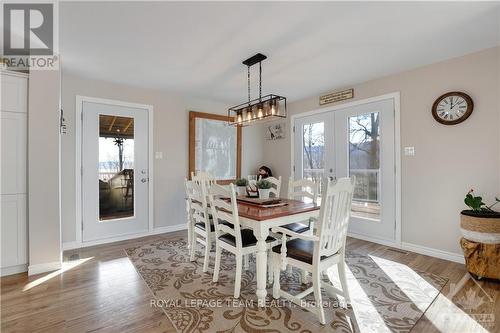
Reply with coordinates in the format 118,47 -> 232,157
202,237 -> 210,273
338,259 -> 351,306
212,244 -> 221,282
189,233 -> 197,262
234,254 -> 243,298
272,255 -> 281,299
301,270 -> 309,284
243,254 -> 249,270
267,253 -> 274,284
313,269 -> 326,325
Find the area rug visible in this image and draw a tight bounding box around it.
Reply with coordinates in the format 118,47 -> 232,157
125,237 -> 447,333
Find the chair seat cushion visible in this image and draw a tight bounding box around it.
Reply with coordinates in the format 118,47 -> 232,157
281,222 -> 310,234
194,222 -> 214,232
272,238 -> 332,264
219,229 -> 275,247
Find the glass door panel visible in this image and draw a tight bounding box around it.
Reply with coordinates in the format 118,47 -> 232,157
98,115 -> 135,221
348,112 -> 381,221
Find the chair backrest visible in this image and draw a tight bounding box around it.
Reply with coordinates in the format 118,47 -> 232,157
288,177 -> 319,204
315,177 -> 355,259
207,184 -> 243,248
191,171 -> 216,186
185,179 -> 211,231
266,176 -> 282,198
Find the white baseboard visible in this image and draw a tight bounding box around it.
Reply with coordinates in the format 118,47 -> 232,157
28,261 -> 62,276
401,242 -> 465,264
348,232 -> 400,248
347,232 -> 465,264
62,224 -> 187,251
1,264 -> 28,277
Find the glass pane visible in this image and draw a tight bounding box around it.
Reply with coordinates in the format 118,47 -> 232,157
98,115 -> 134,221
349,112 -> 381,220
195,118 -> 237,180
302,122 -> 324,202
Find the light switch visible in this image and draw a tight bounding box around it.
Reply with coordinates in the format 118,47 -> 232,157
404,147 -> 415,156
155,152 -> 163,159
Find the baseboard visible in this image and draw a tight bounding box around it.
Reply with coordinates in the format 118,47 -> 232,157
348,232 -> 400,248
1,264 -> 28,277
401,242 -> 465,264
62,224 -> 187,251
28,261 -> 62,276
347,232 -> 465,264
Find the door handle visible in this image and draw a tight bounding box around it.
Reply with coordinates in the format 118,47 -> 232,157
141,178 -> 148,183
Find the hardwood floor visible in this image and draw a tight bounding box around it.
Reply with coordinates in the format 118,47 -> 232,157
1,231 -> 498,332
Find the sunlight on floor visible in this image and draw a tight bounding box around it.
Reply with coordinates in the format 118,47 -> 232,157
23,257 -> 94,292
326,264 -> 392,333
370,255 -> 489,333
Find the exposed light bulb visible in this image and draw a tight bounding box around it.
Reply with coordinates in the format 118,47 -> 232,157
236,111 -> 243,124
270,101 -> 276,115
257,104 -> 264,118
246,108 -> 253,121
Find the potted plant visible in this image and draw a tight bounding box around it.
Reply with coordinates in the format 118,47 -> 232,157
460,189 -> 500,280
257,180 -> 272,199
235,178 -> 248,196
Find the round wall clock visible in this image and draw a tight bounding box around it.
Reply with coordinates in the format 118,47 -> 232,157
432,91 -> 474,125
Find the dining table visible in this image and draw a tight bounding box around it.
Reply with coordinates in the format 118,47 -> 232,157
235,198 -> 320,307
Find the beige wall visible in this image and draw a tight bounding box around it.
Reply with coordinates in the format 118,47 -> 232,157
28,70 -> 62,271
61,74 -> 264,243
263,47 -> 499,256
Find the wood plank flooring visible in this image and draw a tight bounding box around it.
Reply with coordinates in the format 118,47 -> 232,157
1,231 -> 498,332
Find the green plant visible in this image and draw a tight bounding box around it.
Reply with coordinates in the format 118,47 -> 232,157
464,189 -> 500,212
235,178 -> 248,186
257,180 -> 272,190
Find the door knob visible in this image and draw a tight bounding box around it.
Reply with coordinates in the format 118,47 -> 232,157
141,178 -> 148,183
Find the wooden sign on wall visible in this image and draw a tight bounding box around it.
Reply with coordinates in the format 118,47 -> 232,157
319,88 -> 354,105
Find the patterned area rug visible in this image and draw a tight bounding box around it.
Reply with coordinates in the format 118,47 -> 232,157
125,237 -> 447,333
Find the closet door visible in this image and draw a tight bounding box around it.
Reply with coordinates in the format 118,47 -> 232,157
1,72 -> 28,275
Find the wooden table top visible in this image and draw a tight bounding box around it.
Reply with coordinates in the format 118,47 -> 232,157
236,198 -> 319,221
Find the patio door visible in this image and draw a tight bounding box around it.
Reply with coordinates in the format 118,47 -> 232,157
294,98 -> 396,243
82,100 -> 150,242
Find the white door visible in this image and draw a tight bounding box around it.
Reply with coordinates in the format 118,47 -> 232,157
294,98 -> 396,243
82,101 -> 149,242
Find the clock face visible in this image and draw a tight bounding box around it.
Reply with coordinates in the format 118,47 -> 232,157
432,92 -> 473,125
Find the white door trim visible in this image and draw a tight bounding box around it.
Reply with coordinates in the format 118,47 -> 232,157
290,92 -> 401,246
75,95 -> 154,247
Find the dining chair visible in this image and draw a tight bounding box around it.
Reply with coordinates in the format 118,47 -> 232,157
266,176 -> 282,198
191,171 -> 217,190
185,179 -> 214,273
209,183 -> 278,298
271,177 -> 355,325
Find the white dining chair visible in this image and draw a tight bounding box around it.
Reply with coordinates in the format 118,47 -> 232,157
271,177 -> 355,325
209,183 -> 279,298
281,177 -> 320,280
185,179 -> 215,273
266,176 -> 282,198
191,171 -> 217,190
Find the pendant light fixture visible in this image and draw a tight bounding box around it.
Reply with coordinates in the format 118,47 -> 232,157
228,53 -> 286,126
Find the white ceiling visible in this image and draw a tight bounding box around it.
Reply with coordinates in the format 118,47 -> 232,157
60,2 -> 500,103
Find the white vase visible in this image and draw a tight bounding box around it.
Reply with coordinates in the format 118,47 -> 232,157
258,189 -> 270,199
237,186 -> 247,196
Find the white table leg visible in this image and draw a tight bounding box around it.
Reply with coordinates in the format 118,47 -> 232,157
254,226 -> 269,307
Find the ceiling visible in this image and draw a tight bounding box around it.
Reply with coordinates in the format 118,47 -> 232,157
60,2 -> 500,103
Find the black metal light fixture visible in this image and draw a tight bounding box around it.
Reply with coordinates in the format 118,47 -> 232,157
228,53 -> 286,126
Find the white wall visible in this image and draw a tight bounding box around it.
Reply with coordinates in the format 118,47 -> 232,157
262,47 -> 500,256
61,73 -> 264,244
28,70 -> 62,273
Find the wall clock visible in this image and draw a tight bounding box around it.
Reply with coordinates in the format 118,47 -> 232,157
432,91 -> 474,125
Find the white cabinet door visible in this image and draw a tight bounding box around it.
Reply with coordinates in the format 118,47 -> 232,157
1,112 -> 27,195
1,73 -> 28,113
1,194 -> 27,267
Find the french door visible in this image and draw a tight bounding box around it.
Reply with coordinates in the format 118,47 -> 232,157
294,98 -> 397,243
82,100 -> 149,242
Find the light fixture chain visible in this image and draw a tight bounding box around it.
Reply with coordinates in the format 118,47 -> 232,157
259,61 -> 262,100
247,65 -> 251,104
